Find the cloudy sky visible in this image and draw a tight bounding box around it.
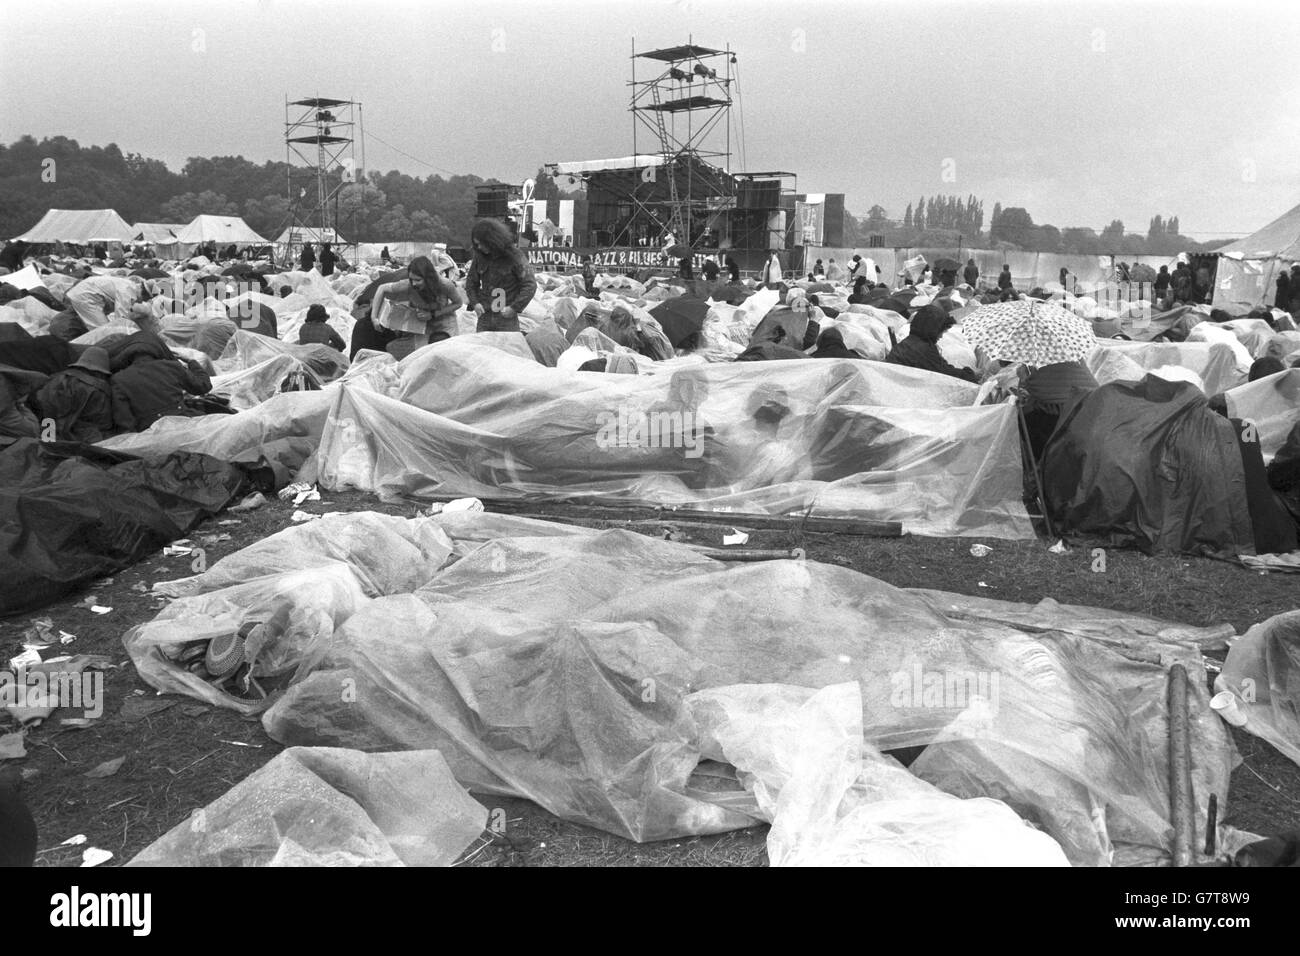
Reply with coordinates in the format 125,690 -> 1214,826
3,0 -> 1298,239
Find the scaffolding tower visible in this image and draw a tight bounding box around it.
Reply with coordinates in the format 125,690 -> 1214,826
283,97 -> 360,267
629,41 -> 735,248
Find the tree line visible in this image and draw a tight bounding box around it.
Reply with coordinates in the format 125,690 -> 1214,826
0,136 -> 1239,255
840,193 -> 1232,254
0,135 -> 487,244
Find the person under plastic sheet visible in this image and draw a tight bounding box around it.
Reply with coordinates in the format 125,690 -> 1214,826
110,352 -> 213,432
811,326 -> 861,360
1021,360 -> 1099,459
33,346 -> 114,443
0,365 -> 45,446
466,219 -> 537,334
886,304 -> 977,383
524,326 -> 569,367
716,383 -> 813,492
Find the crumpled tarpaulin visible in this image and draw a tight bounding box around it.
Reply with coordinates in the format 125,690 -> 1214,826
99,390 -> 332,484
0,439 -> 245,615
1217,610 -> 1300,769
120,511 -> 1234,863
316,336 -> 1034,539
1043,377 -> 1256,557
127,747 -> 486,866
1225,367 -> 1300,464
1087,340 -> 1245,396
687,682 -> 1070,865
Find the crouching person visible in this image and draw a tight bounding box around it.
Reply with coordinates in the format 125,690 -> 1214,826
111,352 -> 212,432
33,346 -> 115,442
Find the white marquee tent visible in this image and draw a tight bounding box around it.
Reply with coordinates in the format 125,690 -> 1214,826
13,208 -> 136,243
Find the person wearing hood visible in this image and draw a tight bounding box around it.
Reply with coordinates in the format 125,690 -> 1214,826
1155,265 -> 1171,304
886,304 -> 977,382
34,346 -> 114,442
110,352 -> 212,432
296,304 -> 347,351
1277,270 -> 1293,313
0,240 -> 29,272
811,326 -> 861,360
997,265 -> 1015,300
963,258 -> 979,288
725,255 -> 741,283
1022,360 -> 1099,457
299,243 -> 316,272
0,365 -> 45,445
847,276 -> 872,304
466,219 -> 537,333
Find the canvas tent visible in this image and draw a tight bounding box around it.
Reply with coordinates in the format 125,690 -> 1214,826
1211,201 -> 1300,309
13,208 -> 135,243
174,215 -> 268,246
132,222 -> 185,244
274,226 -> 346,246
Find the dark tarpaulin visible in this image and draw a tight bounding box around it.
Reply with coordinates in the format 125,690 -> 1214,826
648,296 -> 710,349
0,439 -> 247,615
1042,377 -> 1256,557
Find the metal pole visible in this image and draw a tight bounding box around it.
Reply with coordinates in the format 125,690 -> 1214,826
1168,662 -> 1195,867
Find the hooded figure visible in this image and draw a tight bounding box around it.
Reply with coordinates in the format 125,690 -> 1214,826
811,326 -> 861,360
34,346 -> 114,442
300,243 -> 316,272
0,364 -> 46,445
466,219 -> 537,332
296,304 -> 347,351
1276,271 -> 1292,312
886,304 -> 977,382
963,258 -> 980,288
110,353 -> 212,432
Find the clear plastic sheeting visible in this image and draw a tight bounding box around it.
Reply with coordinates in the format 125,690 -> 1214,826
686,682 -> 1071,866
127,748 -> 486,867
1225,368 -> 1300,463
318,337 -> 1033,539
217,515 -> 1236,858
125,513 -> 454,713
1088,340 -> 1245,396
215,329 -> 349,384
98,390 -> 332,479
1217,610 -> 1300,768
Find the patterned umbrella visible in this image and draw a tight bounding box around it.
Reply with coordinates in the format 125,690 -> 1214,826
959,299 -> 1099,365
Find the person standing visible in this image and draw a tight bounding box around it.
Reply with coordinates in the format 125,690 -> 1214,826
1275,269 -> 1292,312
998,265 -> 1015,300
465,220 -> 537,333
299,243 -> 316,272
826,258 -> 844,282
963,258 -> 980,288
1155,265 -> 1171,304
725,254 -> 741,283
319,242 -> 338,277
762,251 -> 782,286
580,255 -> 597,296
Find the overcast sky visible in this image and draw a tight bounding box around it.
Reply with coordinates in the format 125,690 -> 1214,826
2,0 -> 1297,239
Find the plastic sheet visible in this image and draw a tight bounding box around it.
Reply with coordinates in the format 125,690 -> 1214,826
228,515 -> 1234,856
317,336 -> 1033,539
686,682 -> 1071,865
99,390 -> 332,481
1225,368 -> 1300,463
0,440 -> 245,615
127,748 -> 485,866
1088,340 -> 1245,396
1044,377 -> 1255,557
1217,610 -> 1300,768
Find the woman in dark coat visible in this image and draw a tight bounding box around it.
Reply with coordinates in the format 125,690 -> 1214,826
1276,270 -> 1292,312
885,304 -> 977,382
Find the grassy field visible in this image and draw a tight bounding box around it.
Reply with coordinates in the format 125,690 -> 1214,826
2,490 -> 1297,867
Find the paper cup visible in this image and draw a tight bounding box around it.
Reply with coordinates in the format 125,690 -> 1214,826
1210,690 -> 1248,727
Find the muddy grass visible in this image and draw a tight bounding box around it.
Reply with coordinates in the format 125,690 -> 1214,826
2,491 -> 1296,867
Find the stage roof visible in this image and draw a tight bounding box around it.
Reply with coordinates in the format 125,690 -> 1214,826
548,155 -> 665,175
637,44 -> 724,61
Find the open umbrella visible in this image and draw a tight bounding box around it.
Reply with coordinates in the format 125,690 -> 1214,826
934,257 -> 962,273
649,296 -> 711,348
959,299 -> 1098,365
130,267 -> 169,279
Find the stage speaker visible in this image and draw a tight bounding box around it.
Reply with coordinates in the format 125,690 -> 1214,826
737,180 -> 781,210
